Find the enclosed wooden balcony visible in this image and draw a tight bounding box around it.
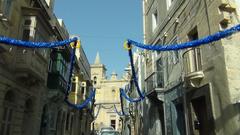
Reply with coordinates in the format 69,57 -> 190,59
183,48 -> 204,88
14,48 -> 48,85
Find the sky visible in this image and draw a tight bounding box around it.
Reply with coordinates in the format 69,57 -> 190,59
54,0 -> 143,77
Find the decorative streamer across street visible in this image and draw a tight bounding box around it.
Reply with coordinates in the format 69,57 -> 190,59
0,23 -> 240,110
127,46 -> 145,98
126,24 -> 240,51
120,88 -> 144,103
64,41 -> 96,110
0,36 -> 78,48
94,105 -> 101,119
113,104 -> 125,116
122,24 -> 240,104
0,36 -> 95,110
65,89 -> 96,110
119,44 -> 145,103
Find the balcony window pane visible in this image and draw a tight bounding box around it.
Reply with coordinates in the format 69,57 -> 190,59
22,30 -> 30,41
48,59 -> 52,72
3,0 -> 13,17
184,27 -> 202,74
157,71 -> 164,88
52,61 -> 57,73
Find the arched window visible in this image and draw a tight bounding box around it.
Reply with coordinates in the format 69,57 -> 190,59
40,105 -> 48,135
1,91 -> 15,135
22,98 -> 34,135
56,110 -> 62,135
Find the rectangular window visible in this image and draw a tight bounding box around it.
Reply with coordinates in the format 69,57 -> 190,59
165,37 -> 179,76
166,0 -> 174,10
156,58 -> 164,88
188,27 -> 199,41
183,27 -> 202,74
1,107 -> 13,135
172,37 -> 179,64
22,16 -> 36,41
173,51 -> 179,64
49,112 -> 55,129
152,10 -> 158,32
111,120 -> 116,129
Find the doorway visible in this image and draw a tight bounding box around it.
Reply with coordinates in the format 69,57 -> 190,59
187,85 -> 214,135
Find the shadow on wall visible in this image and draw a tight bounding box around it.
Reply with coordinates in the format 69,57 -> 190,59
145,101 -> 163,135
214,99 -> 240,134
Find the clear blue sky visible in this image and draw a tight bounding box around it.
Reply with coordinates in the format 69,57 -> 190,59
54,0 -> 143,77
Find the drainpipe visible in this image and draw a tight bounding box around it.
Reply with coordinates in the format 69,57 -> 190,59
203,0 -> 212,35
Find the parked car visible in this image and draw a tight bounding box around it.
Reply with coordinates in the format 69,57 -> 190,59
100,126 -> 114,132
99,130 -> 120,135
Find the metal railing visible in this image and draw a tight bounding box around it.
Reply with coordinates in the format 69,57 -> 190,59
145,71 -> 164,92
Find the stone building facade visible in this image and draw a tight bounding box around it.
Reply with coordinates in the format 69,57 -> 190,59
140,0 -> 240,135
0,0 -> 93,135
0,0 -> 56,135
91,52 -> 128,133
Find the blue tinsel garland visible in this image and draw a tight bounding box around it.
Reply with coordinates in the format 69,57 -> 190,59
64,43 -> 95,110
64,89 -> 96,110
127,47 -> 145,98
66,47 -> 76,94
113,104 -> 125,116
120,88 -> 144,103
0,36 -> 78,48
120,46 -> 145,103
127,24 -> 240,51
94,105 -> 101,119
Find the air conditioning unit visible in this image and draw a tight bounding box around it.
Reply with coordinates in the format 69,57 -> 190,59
81,82 -> 86,87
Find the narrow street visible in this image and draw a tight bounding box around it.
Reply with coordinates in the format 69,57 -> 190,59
0,0 -> 240,135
